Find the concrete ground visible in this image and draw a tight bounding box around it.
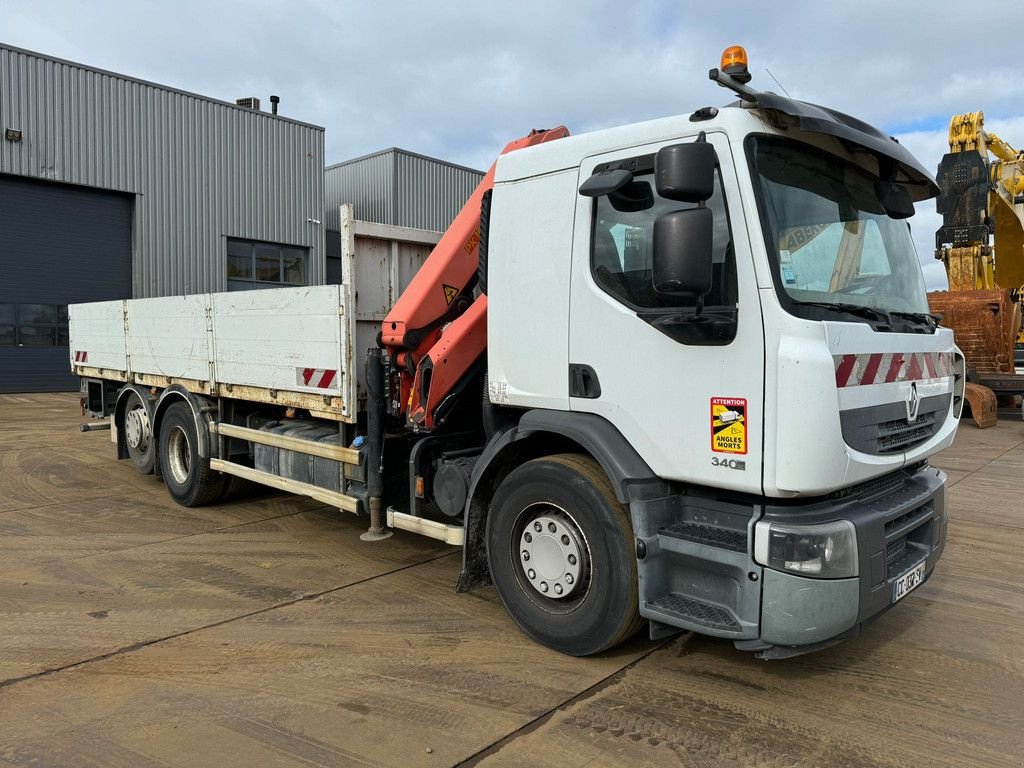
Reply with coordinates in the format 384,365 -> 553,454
0,392 -> 1022,768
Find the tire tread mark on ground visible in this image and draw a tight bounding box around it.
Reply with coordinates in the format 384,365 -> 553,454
67,501 -> 331,562
0,549 -> 458,691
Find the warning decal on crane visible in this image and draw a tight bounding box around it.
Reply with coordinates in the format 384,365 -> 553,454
711,397 -> 747,454
443,284 -> 460,306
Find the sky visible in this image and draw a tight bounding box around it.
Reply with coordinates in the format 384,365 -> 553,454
4,0 -> 1024,290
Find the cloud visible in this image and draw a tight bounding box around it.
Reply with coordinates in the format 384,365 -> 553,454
3,0 -> 1022,286
6,0 -> 1022,169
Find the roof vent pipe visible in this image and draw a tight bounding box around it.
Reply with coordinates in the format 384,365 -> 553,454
270,95 -> 280,115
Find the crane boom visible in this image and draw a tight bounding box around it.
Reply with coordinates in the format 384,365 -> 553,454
380,126 -> 569,430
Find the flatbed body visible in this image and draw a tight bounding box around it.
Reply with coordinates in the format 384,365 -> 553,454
70,208 -> 437,421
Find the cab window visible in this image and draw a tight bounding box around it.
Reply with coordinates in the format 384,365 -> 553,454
591,168 -> 736,312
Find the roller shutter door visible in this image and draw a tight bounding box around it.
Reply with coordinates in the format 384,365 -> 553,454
0,175 -> 132,393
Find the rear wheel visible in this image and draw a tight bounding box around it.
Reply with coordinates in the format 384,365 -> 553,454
158,402 -> 226,507
486,454 -> 643,656
123,391 -> 155,475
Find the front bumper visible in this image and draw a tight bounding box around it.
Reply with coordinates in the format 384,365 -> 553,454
631,462 -> 948,658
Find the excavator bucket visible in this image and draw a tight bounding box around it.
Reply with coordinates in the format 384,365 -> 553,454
964,382 -> 998,428
928,289 -> 1019,377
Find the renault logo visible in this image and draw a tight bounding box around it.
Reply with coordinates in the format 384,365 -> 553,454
906,382 -> 921,423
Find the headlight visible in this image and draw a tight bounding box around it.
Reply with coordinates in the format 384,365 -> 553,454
754,520 -> 858,578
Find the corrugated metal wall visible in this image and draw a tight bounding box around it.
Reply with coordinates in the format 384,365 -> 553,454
324,151 -> 394,232
324,149 -> 482,232
0,44 -> 325,297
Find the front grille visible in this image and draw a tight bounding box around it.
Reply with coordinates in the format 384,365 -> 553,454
854,470 -> 906,502
877,412 -> 939,453
886,535 -> 907,564
840,395 -> 948,456
885,503 -> 932,536
884,504 -> 934,579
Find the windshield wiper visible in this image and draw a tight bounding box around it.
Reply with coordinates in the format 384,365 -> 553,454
889,310 -> 940,331
796,301 -> 893,327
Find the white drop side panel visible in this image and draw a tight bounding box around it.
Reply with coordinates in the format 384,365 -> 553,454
127,295 -> 211,381
68,300 -> 128,372
211,285 -> 347,398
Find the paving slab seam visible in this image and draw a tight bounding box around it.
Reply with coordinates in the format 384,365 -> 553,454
942,435 -> 1024,488
454,634 -> 689,767
0,549 -> 459,692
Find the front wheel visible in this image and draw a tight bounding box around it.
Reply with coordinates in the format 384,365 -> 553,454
157,402 -> 226,507
486,454 -> 643,656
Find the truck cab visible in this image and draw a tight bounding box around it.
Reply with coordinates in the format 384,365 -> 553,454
477,55 -> 960,657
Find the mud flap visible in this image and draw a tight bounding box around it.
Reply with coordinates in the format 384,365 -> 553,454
964,382 -> 998,429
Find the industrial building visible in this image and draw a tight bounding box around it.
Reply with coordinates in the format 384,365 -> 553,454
0,43 -> 326,392
323,148 -> 483,283
0,43 -> 483,394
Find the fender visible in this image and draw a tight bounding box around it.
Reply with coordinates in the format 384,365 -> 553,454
113,384 -> 156,461
152,386 -> 218,461
456,409 -> 669,591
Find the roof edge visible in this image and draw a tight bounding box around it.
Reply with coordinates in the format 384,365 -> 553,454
0,41 -> 325,132
326,146 -> 483,175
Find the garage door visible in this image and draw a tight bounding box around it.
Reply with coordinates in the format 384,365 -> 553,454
0,175 -> 132,393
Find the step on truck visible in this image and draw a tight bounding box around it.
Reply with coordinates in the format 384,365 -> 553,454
71,47 -> 963,659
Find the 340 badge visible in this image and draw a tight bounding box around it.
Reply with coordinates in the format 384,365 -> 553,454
710,397 -> 747,455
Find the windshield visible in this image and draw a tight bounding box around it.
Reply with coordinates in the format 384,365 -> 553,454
747,136 -> 930,318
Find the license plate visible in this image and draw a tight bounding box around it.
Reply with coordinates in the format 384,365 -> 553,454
892,561 -> 927,603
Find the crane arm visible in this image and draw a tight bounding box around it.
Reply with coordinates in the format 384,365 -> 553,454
381,126 -> 570,430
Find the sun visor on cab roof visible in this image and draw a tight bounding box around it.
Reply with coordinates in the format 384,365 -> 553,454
753,93 -> 939,203
711,67 -> 939,203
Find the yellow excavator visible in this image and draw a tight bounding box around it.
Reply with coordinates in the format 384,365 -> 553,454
927,111 -> 1024,427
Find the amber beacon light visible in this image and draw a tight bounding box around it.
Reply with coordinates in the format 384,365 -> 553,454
720,45 -> 751,83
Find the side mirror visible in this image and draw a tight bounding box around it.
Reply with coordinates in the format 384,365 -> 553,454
579,168 -> 633,198
655,142 -> 716,202
652,208 -> 714,296
875,181 -> 914,219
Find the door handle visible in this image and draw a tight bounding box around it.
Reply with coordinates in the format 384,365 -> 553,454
569,364 -> 601,399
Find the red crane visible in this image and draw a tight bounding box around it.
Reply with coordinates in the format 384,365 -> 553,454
380,126 -> 570,430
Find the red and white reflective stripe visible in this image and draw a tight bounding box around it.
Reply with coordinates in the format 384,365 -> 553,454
833,352 -> 953,388
297,367 -> 337,389
73,351 -> 89,363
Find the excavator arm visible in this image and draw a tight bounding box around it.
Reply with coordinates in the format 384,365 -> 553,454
381,126 -> 570,430
929,112 -> 1024,426
937,112 -> 1024,292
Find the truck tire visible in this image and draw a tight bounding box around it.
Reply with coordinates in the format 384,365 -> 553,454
158,402 -> 226,507
123,391 -> 155,475
486,453 -> 644,656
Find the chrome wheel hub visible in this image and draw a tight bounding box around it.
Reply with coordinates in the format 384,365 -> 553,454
518,508 -> 589,600
167,426 -> 191,484
125,407 -> 151,452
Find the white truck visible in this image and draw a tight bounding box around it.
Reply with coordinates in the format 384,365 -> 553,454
71,48 -> 963,659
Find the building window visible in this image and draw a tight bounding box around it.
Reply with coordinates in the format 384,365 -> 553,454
226,238 -> 307,291
0,303 -> 69,347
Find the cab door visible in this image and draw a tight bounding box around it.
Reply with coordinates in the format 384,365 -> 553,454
568,131 -> 764,494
